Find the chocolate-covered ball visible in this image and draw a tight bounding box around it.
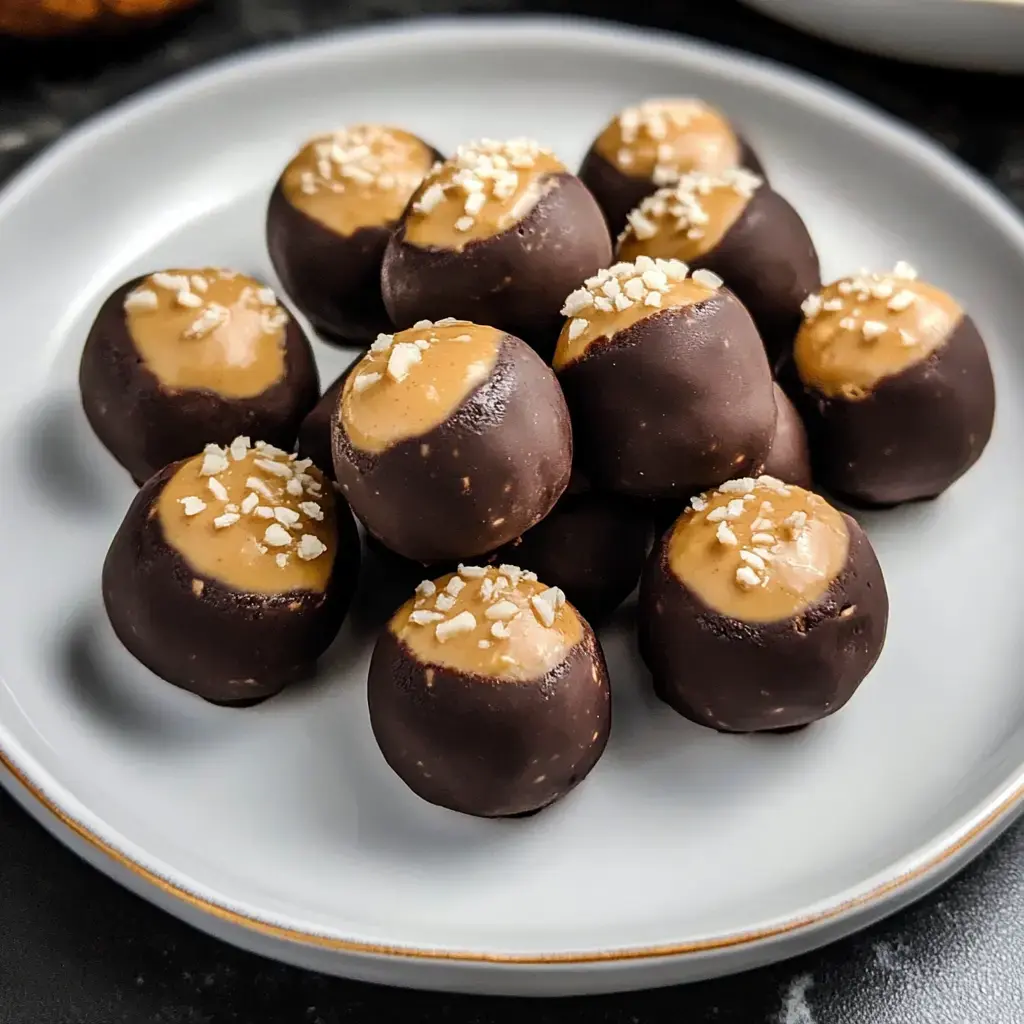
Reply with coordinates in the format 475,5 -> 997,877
332,319 -> 572,563
618,169 -> 820,367
381,138 -> 612,359
554,257 -> 776,500
639,476 -> 888,733
267,125 -> 440,344
368,564 -> 610,817
786,263 -> 996,506
80,270 -> 319,485
763,383 -> 813,488
490,472 -> 650,622
579,98 -> 765,237
103,438 -> 361,705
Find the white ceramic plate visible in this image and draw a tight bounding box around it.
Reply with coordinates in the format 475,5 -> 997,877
740,0 -> 1024,73
1,16 -> 1023,998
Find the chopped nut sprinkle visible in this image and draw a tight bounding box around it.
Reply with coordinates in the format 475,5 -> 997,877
560,255 -> 713,342
410,610 -> 444,625
264,524 -> 292,547
716,522 -> 738,546
485,600 -> 520,621
179,496 -> 206,516
387,341 -> 422,382
124,288 -> 158,312
353,372 -> 382,393
207,477 -> 229,502
295,125 -> 429,199
200,446 -> 229,477
411,137 -> 555,232
613,99 -> 716,183
735,565 -> 761,589
622,168 -> 763,246
296,534 -> 327,561
253,458 -> 292,479
436,611 -> 477,642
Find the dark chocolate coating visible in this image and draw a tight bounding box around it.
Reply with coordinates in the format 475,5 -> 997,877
266,140 -> 442,346
381,173 -> 612,360
80,278 -> 320,486
102,462 -> 361,705
490,473 -> 651,622
557,288 -> 775,499
296,359 -> 358,481
267,184 -> 391,344
763,383 -> 813,488
579,137 -> 764,238
332,333 -> 572,563
651,384 -> 813,538
638,514 -> 888,733
367,624 -> 611,817
783,315 -> 996,507
689,186 -> 820,368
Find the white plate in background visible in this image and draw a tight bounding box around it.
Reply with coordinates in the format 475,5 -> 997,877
1,16 -> 1023,997
742,0 -> 1024,73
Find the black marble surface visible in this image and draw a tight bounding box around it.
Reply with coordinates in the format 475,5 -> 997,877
2,2 -> 1024,1021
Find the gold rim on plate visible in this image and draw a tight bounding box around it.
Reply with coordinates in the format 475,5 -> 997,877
2,745 -> 1022,964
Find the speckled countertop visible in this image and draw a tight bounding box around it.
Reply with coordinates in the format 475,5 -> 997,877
2,2 -> 1024,1022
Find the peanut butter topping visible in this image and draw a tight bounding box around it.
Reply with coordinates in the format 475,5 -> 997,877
281,125 -> 435,237
593,99 -> 742,185
667,477 -> 849,624
553,256 -> 722,371
123,270 -> 288,398
617,168 -> 763,263
795,263 -> 963,400
390,564 -> 583,681
341,319 -> 501,453
157,438 -> 335,595
403,138 -> 566,251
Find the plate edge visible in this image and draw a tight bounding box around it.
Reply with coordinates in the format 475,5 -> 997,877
2,13 -> 1024,966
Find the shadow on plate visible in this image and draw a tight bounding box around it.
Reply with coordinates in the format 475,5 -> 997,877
53,605 -> 227,749
18,392 -> 131,519
299,695 -> 517,864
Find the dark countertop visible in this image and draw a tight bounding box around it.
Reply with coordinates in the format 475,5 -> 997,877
1,2 -> 1023,1021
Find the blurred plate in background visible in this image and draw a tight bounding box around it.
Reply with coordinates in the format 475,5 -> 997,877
741,0 -> 1024,72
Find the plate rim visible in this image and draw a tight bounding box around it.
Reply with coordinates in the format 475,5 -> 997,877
2,12 -> 1024,968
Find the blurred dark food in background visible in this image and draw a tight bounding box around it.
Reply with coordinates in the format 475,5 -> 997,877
0,0 -> 205,38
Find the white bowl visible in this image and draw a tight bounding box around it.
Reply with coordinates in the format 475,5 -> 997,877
741,0 -> 1024,73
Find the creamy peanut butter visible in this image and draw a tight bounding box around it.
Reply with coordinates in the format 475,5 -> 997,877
667,477 -> 849,624
157,438 -> 335,595
553,256 -> 721,371
340,320 -> 501,453
795,264 -> 963,400
403,138 -> 566,251
390,564 -> 583,681
122,269 -> 288,398
593,99 -> 742,185
281,125 -> 435,237
618,168 -> 762,263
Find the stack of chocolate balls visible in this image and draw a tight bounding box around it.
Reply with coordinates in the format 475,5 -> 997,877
79,98 -> 996,820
